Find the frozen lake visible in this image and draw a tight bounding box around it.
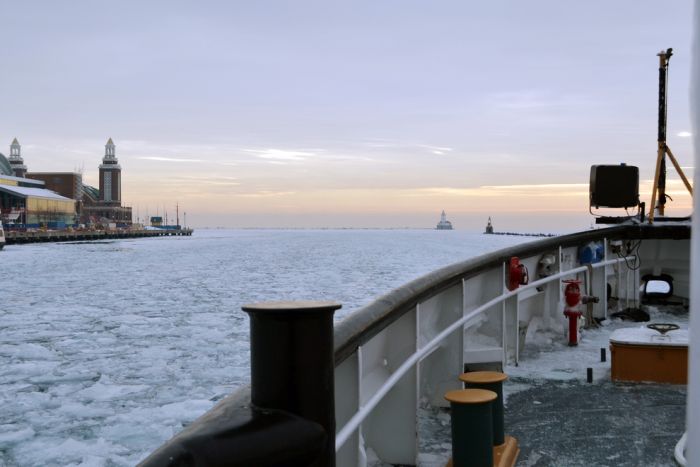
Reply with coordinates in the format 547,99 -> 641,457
0,229 -> 532,465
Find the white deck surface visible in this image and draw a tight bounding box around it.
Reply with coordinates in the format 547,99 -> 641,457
504,303 -> 689,390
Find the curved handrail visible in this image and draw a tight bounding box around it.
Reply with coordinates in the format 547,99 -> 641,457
334,255 -> 633,451
675,431 -> 687,466
333,223 -> 689,364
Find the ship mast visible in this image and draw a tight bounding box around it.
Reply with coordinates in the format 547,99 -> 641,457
649,48 -> 694,223
651,48 -> 672,218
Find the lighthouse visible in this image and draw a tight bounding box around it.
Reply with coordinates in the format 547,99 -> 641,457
436,210 -> 453,230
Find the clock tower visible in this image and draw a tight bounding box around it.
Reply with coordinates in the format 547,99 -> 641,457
8,138 -> 27,178
99,138 -> 121,205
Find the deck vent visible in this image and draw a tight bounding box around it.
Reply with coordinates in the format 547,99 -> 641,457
590,164 -> 639,209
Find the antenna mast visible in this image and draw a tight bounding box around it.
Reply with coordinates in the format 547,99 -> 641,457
648,48 -> 694,223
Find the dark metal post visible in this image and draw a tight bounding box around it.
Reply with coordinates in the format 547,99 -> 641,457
445,389 -> 496,467
242,300 -> 341,467
656,48 -> 673,216
460,371 -> 508,446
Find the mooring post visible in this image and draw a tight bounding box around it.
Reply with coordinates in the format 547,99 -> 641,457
445,388 -> 496,467
242,300 -> 341,467
459,371 -> 508,446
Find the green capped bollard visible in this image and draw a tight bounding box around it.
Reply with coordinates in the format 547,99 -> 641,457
444,388 -> 496,467
459,371 -> 508,446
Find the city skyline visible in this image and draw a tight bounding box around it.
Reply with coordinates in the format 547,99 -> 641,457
0,1 -> 695,231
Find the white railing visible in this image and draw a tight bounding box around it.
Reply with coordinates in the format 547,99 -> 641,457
335,254 -> 633,453
674,431 -> 687,466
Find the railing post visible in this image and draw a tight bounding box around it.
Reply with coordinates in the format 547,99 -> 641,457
242,300 -> 341,467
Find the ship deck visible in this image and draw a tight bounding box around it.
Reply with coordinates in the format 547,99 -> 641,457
412,304 -> 688,467
505,377 -> 685,466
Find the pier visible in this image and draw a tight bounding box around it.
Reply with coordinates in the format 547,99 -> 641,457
4,228 -> 193,245
486,231 -> 555,238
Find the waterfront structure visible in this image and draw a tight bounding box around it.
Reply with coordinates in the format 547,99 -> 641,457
82,138 -> 132,225
99,138 -> 120,204
0,152 -> 12,175
26,172 -> 83,201
1,138 -> 133,227
0,142 -> 75,226
8,138 -> 27,178
484,217 -> 494,234
26,172 -> 84,220
436,210 -> 454,230
0,174 -> 76,227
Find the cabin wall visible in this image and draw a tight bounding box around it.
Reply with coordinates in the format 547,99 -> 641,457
637,238 -> 690,299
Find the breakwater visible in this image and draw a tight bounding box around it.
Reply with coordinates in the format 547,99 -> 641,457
485,231 -> 555,238
4,228 -> 193,245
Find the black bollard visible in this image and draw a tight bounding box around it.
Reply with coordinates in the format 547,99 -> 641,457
242,300 -> 341,467
445,389 -> 496,467
601,347 -> 607,362
587,367 -> 593,383
459,371 -> 508,446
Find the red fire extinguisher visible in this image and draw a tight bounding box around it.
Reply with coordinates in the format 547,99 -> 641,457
507,257 -> 529,291
563,279 -> 582,346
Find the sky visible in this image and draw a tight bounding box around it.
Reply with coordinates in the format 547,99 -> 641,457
0,1 -> 695,231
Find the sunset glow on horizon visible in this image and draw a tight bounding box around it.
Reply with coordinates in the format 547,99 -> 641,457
1,1 -> 695,231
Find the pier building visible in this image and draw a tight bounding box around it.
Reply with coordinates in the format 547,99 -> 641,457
26,172 -> 83,201
8,138 -> 27,178
99,138 -> 120,205
0,174 -> 76,227
26,172 -> 84,221
1,138 -> 132,227
81,138 -> 132,225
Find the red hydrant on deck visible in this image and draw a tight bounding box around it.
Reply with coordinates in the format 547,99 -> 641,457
507,257 -> 529,291
563,280 -> 583,346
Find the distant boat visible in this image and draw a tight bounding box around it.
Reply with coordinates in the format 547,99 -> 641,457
436,210 -> 453,230
484,217 -> 494,234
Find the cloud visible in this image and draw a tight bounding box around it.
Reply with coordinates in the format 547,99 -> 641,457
488,91 -> 560,110
163,175 -> 240,186
137,156 -> 202,162
244,148 -> 315,162
419,144 -> 453,155
485,90 -> 595,118
480,183 -> 589,190
238,190 -> 296,198
415,183 -> 590,198
363,141 -> 454,156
